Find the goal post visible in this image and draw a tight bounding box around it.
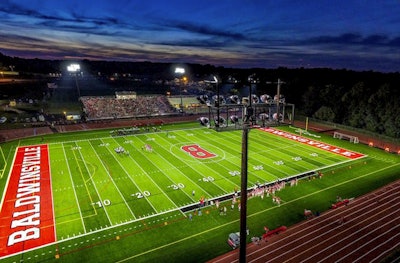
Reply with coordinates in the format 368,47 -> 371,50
333,132 -> 359,144
0,145 -> 7,178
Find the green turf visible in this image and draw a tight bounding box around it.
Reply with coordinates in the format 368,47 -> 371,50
0,121 -> 399,262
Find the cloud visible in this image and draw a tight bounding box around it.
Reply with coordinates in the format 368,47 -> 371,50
157,18 -> 248,41
307,33 -> 400,47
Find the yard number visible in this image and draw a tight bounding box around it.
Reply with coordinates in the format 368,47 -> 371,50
131,191 -> 151,199
93,199 -> 111,207
168,183 -> 185,190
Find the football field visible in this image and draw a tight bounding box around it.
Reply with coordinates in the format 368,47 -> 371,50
50,127 -> 362,238
1,126 -> 366,257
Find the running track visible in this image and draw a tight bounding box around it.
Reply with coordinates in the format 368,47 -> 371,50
209,180 -> 400,263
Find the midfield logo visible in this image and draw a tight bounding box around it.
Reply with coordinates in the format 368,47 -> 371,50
181,144 -> 216,159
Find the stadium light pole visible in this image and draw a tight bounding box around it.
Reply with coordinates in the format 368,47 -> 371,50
67,64 -> 81,100
239,84 -> 252,262
175,67 -> 185,112
276,78 -> 284,124
214,75 -> 220,130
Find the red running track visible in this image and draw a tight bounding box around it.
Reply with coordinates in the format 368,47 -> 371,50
209,180 -> 400,263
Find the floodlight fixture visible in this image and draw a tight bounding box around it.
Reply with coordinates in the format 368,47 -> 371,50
174,67 -> 185,74
67,64 -> 80,72
67,63 -> 81,99
229,95 -> 240,104
230,115 -> 239,123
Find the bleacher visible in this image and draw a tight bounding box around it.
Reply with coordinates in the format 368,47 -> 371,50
80,95 -> 176,120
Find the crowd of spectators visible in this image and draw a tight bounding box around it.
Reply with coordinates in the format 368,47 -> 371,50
80,95 -> 176,120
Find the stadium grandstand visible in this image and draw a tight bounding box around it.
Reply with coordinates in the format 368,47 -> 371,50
80,93 -> 177,120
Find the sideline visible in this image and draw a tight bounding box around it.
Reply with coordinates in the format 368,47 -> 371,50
116,161 -> 400,262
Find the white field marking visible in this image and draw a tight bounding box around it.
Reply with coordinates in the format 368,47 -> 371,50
197,130 -> 281,184
157,133 -> 233,194
0,145 -> 7,179
45,127 -> 209,147
254,142 -> 308,175
63,143 -> 91,232
0,145 -> 18,210
253,130 -> 348,162
47,145 -> 59,240
116,135 -> 182,212
107,137 -> 162,213
87,139 -> 136,220
210,131 -> 279,184
214,163 -> 400,263
108,136 -> 176,216
247,186 -> 400,261
322,209 -> 400,263
4,160 -> 398,261
75,142 -> 113,226
141,134 -> 210,205
211,130 -> 298,185
95,140 -> 139,219
291,198 -> 400,263
367,232 -> 400,263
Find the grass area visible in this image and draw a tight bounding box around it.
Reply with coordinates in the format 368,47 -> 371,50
0,121 -> 399,262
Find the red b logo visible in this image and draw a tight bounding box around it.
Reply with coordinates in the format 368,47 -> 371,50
181,144 -> 216,159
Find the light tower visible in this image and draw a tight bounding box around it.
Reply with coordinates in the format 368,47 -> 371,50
67,63 -> 81,99
175,67 -> 185,112
214,75 -> 220,130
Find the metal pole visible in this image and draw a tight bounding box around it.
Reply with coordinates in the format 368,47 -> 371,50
239,84 -> 251,262
239,119 -> 249,262
216,81 -> 220,130
276,79 -> 281,124
180,85 -> 183,112
75,74 -> 81,99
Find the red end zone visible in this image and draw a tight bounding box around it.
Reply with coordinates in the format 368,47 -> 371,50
0,145 -> 55,258
259,128 -> 365,159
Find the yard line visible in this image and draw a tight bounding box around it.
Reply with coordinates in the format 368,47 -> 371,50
107,137 -> 164,214
0,146 -> 7,179
48,145 -> 58,240
87,140 -> 136,219
112,136 -> 187,212
62,143 -> 88,233
74,142 -> 113,226
207,131 -> 282,183
146,136 -> 217,200
116,162 -> 400,263
169,130 -> 243,188
189,130 -> 271,185
154,133 -> 231,196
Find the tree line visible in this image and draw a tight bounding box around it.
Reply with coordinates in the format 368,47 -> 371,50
1,53 -> 399,138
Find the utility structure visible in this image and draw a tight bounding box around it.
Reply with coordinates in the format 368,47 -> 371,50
275,78 -> 285,124
239,84 -> 253,262
174,67 -> 185,112
214,76 -> 220,130
67,63 -> 81,99
205,79 -> 292,262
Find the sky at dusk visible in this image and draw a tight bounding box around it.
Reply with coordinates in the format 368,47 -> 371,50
0,0 -> 399,72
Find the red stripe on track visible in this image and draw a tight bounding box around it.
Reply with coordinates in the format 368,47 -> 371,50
0,145 -> 55,258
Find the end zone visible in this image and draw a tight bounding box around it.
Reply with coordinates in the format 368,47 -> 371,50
260,128 -> 365,159
0,145 -> 55,258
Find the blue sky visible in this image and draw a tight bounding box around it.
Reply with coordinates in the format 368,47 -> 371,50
0,0 -> 399,72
